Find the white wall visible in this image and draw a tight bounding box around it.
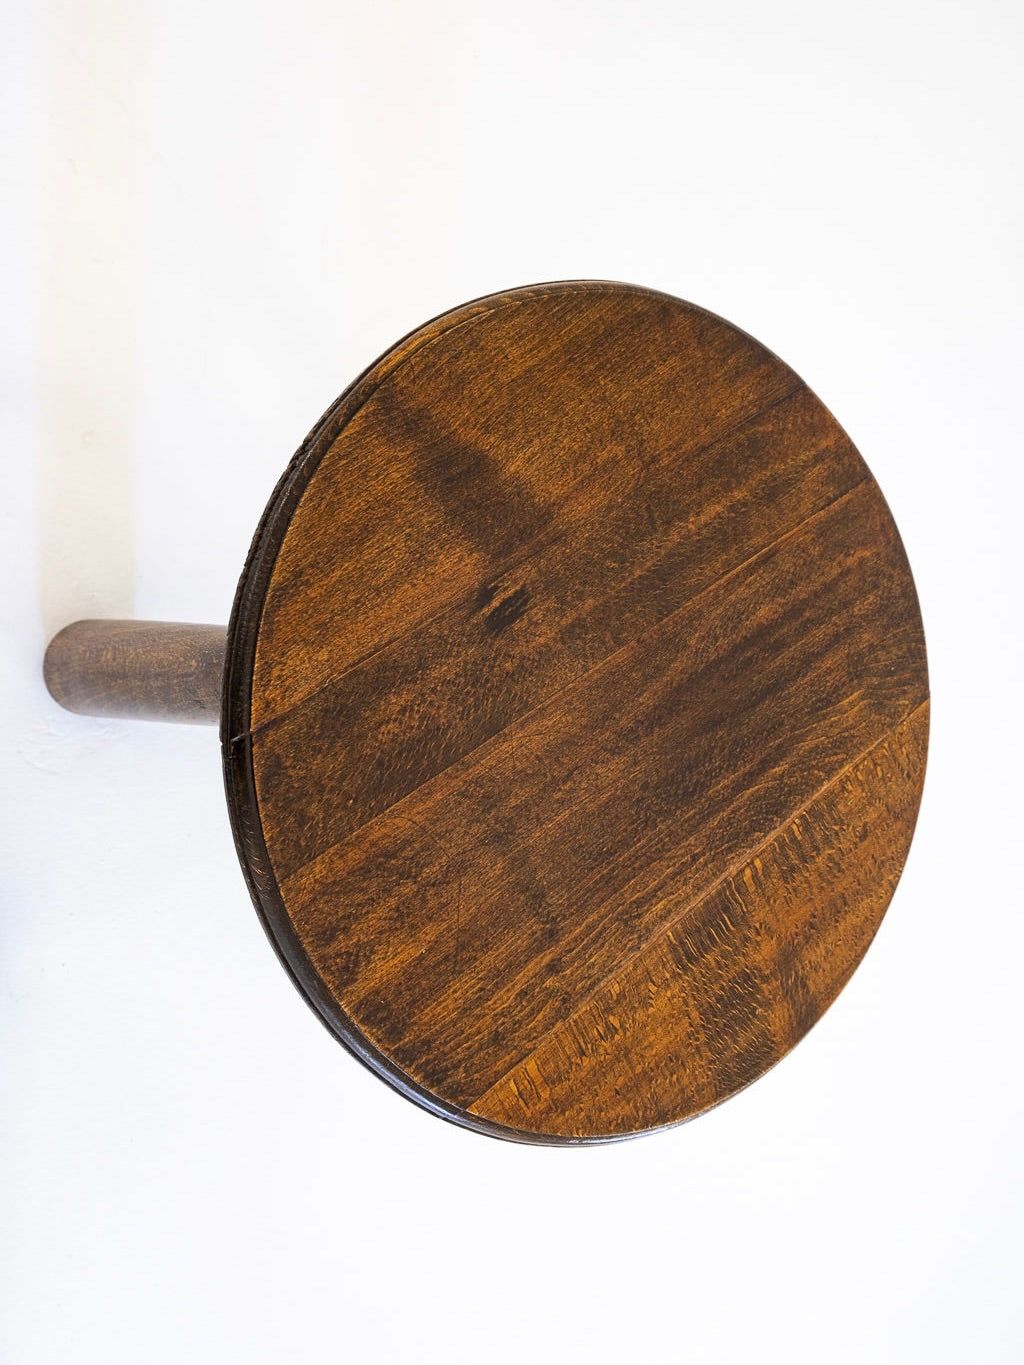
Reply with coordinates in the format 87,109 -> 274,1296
3,2 -> 1022,1361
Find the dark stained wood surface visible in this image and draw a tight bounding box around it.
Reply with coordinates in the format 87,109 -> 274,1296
223,281 -> 928,1143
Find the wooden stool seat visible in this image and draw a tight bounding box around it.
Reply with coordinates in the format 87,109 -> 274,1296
46,281 -> 929,1143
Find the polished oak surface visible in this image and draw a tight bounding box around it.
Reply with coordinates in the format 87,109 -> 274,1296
223,281 -> 928,1143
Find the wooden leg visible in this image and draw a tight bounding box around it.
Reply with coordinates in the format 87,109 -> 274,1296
44,620 -> 227,725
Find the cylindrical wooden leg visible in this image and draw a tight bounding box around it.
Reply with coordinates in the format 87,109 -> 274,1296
44,620 -> 227,725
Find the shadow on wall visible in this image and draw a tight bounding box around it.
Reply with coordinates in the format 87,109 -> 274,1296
37,0 -> 137,640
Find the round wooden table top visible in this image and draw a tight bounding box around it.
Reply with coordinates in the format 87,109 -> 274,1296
222,281 -> 928,1144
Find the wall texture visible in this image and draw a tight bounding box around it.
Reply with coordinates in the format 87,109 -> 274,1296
3,2 -> 1022,1361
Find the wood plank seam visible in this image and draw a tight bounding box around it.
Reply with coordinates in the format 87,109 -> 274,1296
468,697 -> 929,1115
273,474 -> 873,889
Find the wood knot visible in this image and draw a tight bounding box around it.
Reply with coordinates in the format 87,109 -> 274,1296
482,585 -> 530,636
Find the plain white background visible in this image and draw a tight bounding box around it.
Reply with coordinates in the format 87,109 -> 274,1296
2,1 -> 1022,1361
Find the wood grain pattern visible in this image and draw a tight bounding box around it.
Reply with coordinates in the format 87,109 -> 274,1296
223,281 -> 928,1143
44,620 -> 225,724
